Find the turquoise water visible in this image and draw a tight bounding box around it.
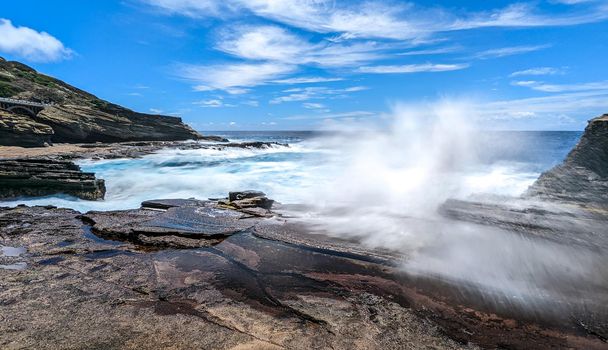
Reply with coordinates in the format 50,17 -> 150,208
2,130 -> 582,213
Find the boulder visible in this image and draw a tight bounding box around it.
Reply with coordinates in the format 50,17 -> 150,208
229,190 -> 267,202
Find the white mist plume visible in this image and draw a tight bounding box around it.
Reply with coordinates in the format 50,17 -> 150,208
296,99 -> 607,318
298,99 -> 487,249
313,99 -> 478,215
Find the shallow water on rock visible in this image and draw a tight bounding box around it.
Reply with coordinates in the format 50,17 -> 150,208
0,245 -> 26,257
0,262 -> 27,270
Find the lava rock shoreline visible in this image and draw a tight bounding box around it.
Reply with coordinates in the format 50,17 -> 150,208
0,140 -> 287,200
2,194 -> 607,349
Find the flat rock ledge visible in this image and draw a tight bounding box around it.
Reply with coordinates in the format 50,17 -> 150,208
83,192 -> 275,249
0,140 -> 288,161
2,194 -> 607,349
0,158 -> 105,200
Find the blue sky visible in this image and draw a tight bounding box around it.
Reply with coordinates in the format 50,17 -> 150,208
1,0 -> 607,130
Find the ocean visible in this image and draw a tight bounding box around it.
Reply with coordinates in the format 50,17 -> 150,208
2,130 -> 582,213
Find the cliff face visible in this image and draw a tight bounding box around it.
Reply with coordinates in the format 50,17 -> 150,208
526,114 -> 608,206
0,57 -> 204,146
0,109 -> 54,147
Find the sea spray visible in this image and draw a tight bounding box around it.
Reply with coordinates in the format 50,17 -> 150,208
293,100 -> 607,321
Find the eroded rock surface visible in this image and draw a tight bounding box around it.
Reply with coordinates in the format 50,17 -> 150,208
0,158 -> 105,200
2,197 -> 607,349
0,109 -> 54,147
526,114 -> 608,207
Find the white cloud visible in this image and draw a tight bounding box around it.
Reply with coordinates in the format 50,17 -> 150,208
149,108 -> 163,113
302,102 -> 326,109
272,77 -> 343,84
177,62 -> 295,92
217,25 -> 383,68
194,99 -> 225,107
551,0 -> 597,4
242,100 -> 259,107
358,63 -> 469,74
217,25 -> 305,62
140,0 -> 231,17
510,67 -> 563,77
0,19 -> 72,62
397,46 -> 461,56
270,86 -> 367,104
450,3 -> 608,29
283,110 -> 375,121
143,1 -> 608,40
472,45 -> 550,59
512,80 -> 608,92
479,90 -> 608,121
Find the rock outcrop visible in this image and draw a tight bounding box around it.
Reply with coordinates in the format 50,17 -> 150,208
0,57 -> 208,146
0,158 -> 105,200
526,114 -> 608,207
0,109 -> 53,147
2,199 -> 607,349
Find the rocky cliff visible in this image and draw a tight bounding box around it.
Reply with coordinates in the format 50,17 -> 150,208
0,57 -> 205,146
0,109 -> 54,147
0,158 -> 105,200
526,114 -> 608,206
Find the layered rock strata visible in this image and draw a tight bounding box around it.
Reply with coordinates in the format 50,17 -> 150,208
0,158 -> 105,200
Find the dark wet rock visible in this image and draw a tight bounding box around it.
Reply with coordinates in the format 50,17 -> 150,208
2,203 -> 607,349
140,198 -> 208,210
526,114 -> 608,207
222,141 -> 288,149
0,109 -> 53,147
222,191 -> 275,213
0,158 -> 105,200
0,57 -> 213,146
82,202 -> 259,248
229,190 -> 266,202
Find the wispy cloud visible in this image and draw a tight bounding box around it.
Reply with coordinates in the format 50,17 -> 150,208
176,62 -> 295,93
510,67 -> 564,77
479,90 -> 608,121
270,86 -> 367,104
283,110 -> 375,121
472,45 -> 551,59
397,46 -> 462,56
358,63 -> 469,74
0,19 -> 72,62
450,3 -> 608,29
550,0 -> 597,5
139,0 -> 232,17
194,99 -> 224,107
512,80 -> 608,92
302,102 -> 326,109
271,77 -> 343,84
143,1 -> 608,40
241,100 -> 259,107
217,25 -> 383,68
